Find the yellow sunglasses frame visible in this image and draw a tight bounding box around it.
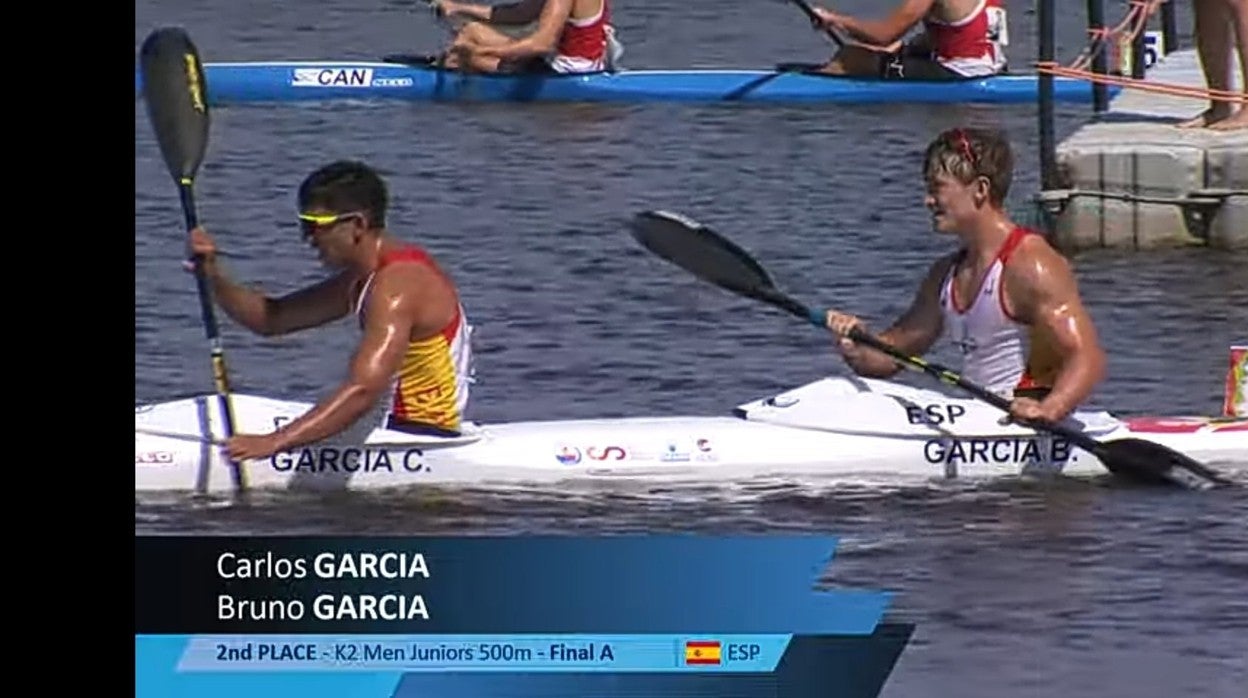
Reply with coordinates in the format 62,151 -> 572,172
297,211 -> 366,237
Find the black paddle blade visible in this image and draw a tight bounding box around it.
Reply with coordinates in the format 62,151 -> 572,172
139,27 -> 209,185
628,210 -> 820,323
628,210 -> 778,295
1096,438 -> 1232,489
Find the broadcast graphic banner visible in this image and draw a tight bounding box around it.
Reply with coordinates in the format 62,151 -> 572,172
135,536 -> 914,697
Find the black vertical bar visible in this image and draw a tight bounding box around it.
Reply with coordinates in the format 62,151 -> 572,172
1161,0 -> 1177,55
1131,34 -> 1147,77
1131,6 -> 1148,78
1087,0 -> 1109,112
1039,0 -> 1057,190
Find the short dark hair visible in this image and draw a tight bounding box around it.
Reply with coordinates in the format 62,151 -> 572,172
922,127 -> 1014,206
297,160 -> 388,229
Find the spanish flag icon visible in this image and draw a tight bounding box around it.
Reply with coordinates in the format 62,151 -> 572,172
683,640 -> 722,665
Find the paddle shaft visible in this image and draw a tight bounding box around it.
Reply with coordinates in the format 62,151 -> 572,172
765,288 -> 1105,454
140,26 -> 246,492
179,182 -> 246,491
789,0 -> 846,47
179,184 -> 231,393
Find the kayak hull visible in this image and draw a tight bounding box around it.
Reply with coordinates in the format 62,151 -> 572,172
132,61 -> 1115,105
135,377 -> 1248,494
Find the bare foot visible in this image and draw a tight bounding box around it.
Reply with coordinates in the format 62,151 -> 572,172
1177,105 -> 1233,128
1207,105 -> 1248,131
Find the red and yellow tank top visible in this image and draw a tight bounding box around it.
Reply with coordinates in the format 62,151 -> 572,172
354,244 -> 473,436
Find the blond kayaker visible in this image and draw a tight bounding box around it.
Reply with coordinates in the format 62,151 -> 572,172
824,127 -> 1108,426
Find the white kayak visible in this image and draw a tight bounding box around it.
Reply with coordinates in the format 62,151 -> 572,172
134,375 -> 1248,494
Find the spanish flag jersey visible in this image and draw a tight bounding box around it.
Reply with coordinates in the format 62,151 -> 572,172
939,226 -> 1061,398
354,244 -> 474,436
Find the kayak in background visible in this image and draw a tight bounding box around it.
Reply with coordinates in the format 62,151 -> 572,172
131,56 -> 1116,106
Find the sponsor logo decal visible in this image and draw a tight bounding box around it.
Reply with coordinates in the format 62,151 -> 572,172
555,438 -> 716,465
555,445 -> 582,465
660,438 -> 717,463
184,53 -> 206,113
587,446 -> 627,461
372,76 -> 414,87
661,441 -> 691,463
136,451 -> 174,465
291,67 -> 413,89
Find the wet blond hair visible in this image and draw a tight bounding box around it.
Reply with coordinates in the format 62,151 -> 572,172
922,127 -> 1014,206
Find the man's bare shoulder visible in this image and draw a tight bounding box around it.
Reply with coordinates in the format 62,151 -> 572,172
366,262 -> 436,310
364,257 -> 459,332
1000,231 -> 1090,323
1007,232 -> 1078,289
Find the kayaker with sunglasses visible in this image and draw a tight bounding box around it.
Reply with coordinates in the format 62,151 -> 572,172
185,160 -> 475,461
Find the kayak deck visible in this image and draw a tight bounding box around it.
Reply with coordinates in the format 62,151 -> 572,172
132,57 -> 1116,105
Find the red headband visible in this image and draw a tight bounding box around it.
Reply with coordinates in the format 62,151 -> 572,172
951,129 -> 977,171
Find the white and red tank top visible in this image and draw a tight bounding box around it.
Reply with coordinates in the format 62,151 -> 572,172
940,226 -> 1060,398
923,0 -> 1009,77
550,0 -> 611,73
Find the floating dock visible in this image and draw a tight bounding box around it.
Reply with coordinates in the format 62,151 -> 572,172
1043,48 -> 1247,251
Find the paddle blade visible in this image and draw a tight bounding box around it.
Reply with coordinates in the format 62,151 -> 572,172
628,210 -> 779,295
628,210 -> 822,323
139,27 -> 210,185
1096,438 -> 1232,489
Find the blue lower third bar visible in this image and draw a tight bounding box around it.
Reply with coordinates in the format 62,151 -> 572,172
175,635 -> 792,673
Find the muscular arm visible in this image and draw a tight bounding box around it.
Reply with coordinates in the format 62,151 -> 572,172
445,0 -> 546,25
1003,239 -> 1107,421
206,266 -> 354,337
270,267 -> 425,450
482,0 -> 573,58
841,255 -> 953,378
838,0 -> 932,46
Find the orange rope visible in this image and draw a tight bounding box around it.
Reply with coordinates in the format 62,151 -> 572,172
1069,0 -> 1163,71
1038,0 -> 1246,104
1037,62 -> 1248,103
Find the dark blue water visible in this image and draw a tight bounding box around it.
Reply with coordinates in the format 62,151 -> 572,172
135,1 -> 1248,695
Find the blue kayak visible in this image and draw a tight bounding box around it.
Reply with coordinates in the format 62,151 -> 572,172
133,56 -> 1113,105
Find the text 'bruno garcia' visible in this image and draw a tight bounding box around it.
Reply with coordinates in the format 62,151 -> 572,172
215,551 -> 432,622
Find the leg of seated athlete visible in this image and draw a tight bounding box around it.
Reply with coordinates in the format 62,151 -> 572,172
443,22 -> 517,72
816,45 -> 886,75
891,54 -> 965,80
